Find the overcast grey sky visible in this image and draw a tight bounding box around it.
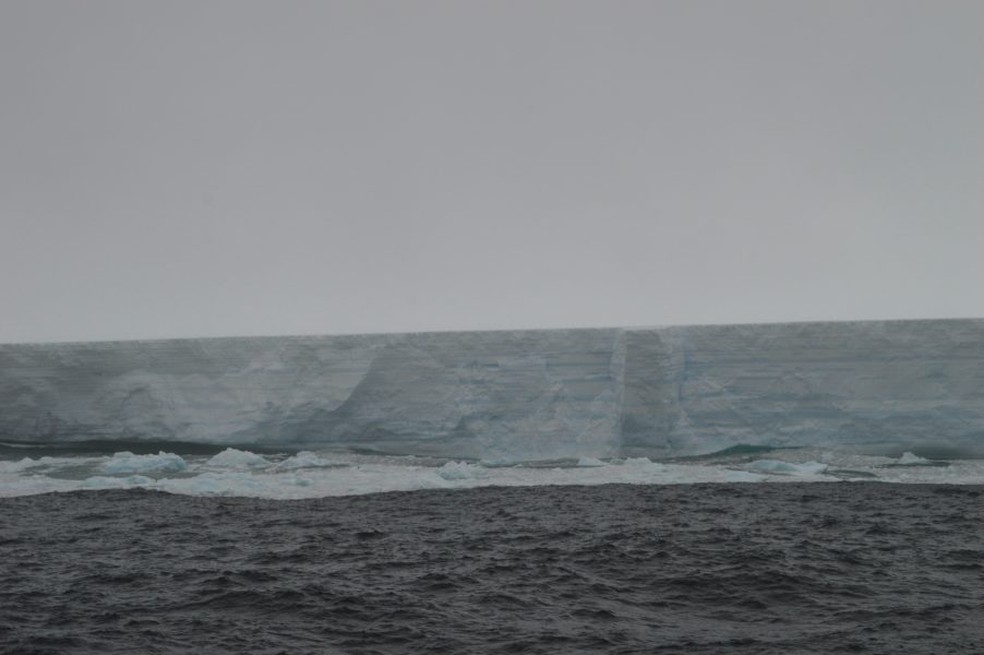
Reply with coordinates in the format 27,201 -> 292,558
1,1 -> 981,343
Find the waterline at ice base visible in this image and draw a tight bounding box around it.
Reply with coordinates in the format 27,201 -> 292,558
2,319 -> 983,497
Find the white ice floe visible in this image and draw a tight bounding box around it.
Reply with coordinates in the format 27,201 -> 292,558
2,447 -> 983,499
102,452 -> 188,475
436,461 -> 482,480
898,451 -> 930,465
206,448 -> 270,468
155,471 -> 268,496
746,460 -> 828,475
83,475 -> 155,489
272,451 -> 337,470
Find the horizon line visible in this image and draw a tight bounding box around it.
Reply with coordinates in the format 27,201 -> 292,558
3,315 -> 982,348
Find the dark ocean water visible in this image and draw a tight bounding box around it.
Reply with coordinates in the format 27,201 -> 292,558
2,483 -> 983,654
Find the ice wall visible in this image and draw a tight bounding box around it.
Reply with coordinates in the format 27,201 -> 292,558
620,321 -> 984,457
1,320 -> 982,458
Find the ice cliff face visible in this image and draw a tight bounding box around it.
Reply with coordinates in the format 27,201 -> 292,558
619,321 -> 984,457
1,320 -> 982,459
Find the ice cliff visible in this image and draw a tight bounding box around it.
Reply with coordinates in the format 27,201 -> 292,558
1,320 -> 982,459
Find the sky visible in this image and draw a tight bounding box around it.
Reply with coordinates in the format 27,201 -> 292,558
1,1 -> 982,344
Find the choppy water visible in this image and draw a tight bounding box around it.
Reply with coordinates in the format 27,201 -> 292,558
2,483 -> 983,654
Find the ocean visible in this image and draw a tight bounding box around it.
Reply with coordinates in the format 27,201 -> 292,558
2,445 -> 984,653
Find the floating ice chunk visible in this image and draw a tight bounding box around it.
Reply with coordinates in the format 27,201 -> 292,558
102,451 -> 187,474
206,448 -> 270,469
436,461 -> 480,480
156,471 -> 265,496
478,458 -> 517,467
747,459 -> 828,475
622,457 -> 666,471
899,451 -> 930,465
577,457 -> 606,467
0,457 -> 41,474
273,451 -> 336,470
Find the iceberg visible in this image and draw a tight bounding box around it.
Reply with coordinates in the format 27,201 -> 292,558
897,451 -> 932,465
102,451 -> 187,475
0,319 -> 982,460
206,448 -> 270,469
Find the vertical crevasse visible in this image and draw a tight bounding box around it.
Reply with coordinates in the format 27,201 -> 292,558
609,327 -> 628,455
